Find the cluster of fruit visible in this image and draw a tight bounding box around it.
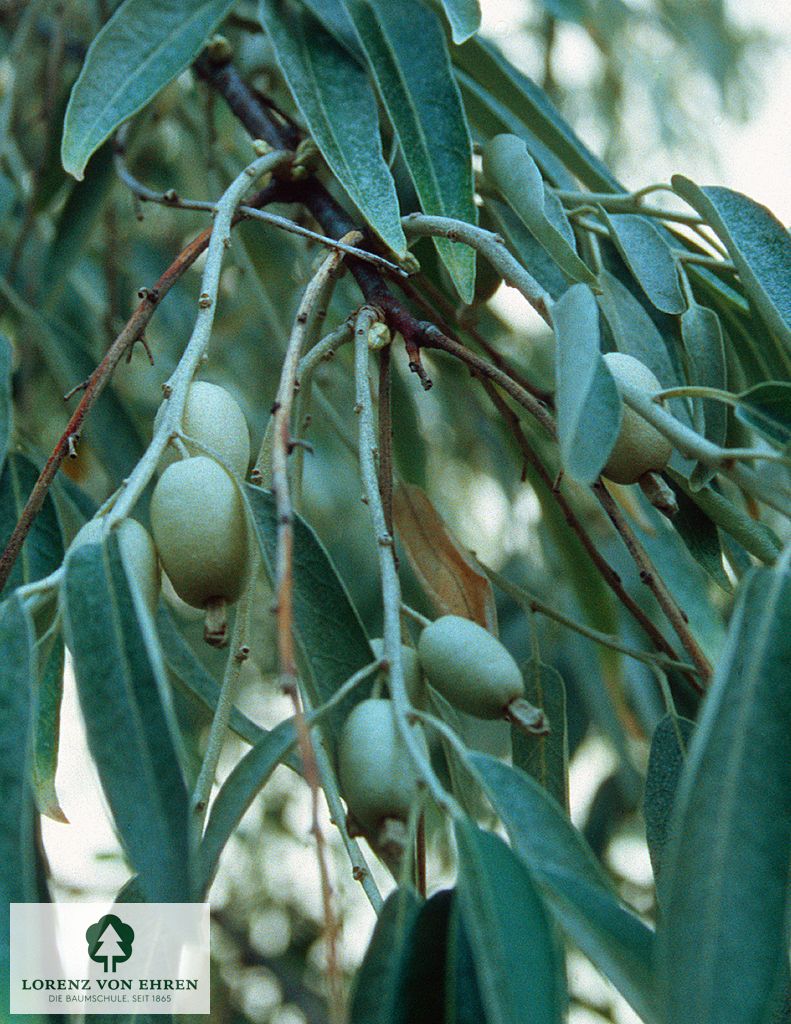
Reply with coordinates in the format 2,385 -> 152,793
72,382 -> 251,646
338,614 -> 536,834
70,352 -> 672,834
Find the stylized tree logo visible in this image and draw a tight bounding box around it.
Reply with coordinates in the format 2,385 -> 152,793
86,914 -> 135,973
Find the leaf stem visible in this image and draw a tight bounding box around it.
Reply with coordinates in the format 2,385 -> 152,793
553,187 -> 705,226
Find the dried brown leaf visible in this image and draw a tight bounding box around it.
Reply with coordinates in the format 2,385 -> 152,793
393,483 -> 497,632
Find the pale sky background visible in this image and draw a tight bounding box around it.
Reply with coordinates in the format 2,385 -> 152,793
41,4 -> 789,1021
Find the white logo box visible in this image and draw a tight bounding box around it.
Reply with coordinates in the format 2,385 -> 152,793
10,903 -> 210,1015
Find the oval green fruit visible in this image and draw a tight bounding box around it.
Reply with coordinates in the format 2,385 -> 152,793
417,615 -> 524,719
71,517 -> 160,614
150,456 -> 247,609
603,352 -> 673,484
337,698 -> 424,831
370,638 -> 426,707
155,380 -> 250,477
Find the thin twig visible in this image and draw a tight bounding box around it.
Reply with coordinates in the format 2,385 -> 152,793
419,326 -> 556,437
113,143 -> 407,277
553,188 -> 706,227
398,273 -> 554,404
353,306 -> 458,815
620,380 -> 791,517
593,480 -> 713,684
485,563 -> 696,674
402,213 -> 553,325
106,151 -> 290,526
0,167 -> 287,591
271,244 -> 351,1024
378,343 -> 395,537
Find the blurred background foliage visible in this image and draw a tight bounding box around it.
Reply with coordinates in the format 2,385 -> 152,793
0,1 -> 784,1022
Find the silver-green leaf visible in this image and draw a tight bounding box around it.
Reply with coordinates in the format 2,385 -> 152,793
0,334 -> 11,474
455,820 -> 566,1024
471,753 -> 659,1023
259,0 -> 406,255
672,176 -> 791,350
483,134 -> 596,286
657,556 -> 791,1024
62,0 -> 238,180
342,0 -> 477,301
681,302 -> 727,487
552,283 -> 623,484
601,212 -> 686,315
440,0 -> 481,43
0,594 -> 38,991
62,536 -> 190,902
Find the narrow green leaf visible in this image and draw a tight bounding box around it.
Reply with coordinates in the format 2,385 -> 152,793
0,453 -> 64,598
538,0 -> 588,20
455,821 -> 566,1024
672,176 -> 791,349
457,70 -> 576,189
601,212 -> 686,315
199,717 -> 297,894
597,270 -> 681,390
259,0 -> 405,256
62,537 -> 190,902
452,36 -> 621,193
440,0 -> 481,43
349,887 -> 423,1024
446,896 -> 488,1024
482,134 -> 596,286
31,633 -> 67,823
62,0 -> 237,180
735,381 -> 791,447
513,660 -> 568,813
157,604 -> 267,747
552,283 -> 623,484
395,890 -> 453,1024
658,558 -> 791,1024
0,595 -> 37,997
300,0 -> 360,51
343,0 -> 477,301
483,197 -> 570,299
46,144 -> 115,306
471,753 -> 659,1023
642,714 -> 695,886
682,302 -> 727,487
0,334 -> 11,473
244,485 -> 374,747
664,480 -> 731,591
